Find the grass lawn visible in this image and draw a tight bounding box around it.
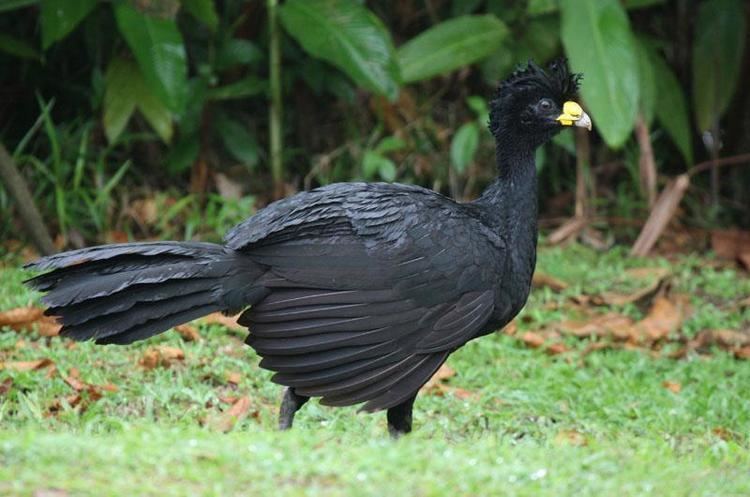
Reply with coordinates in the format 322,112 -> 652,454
1,244 -> 749,496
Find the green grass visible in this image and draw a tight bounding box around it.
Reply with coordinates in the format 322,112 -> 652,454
1,244 -> 749,496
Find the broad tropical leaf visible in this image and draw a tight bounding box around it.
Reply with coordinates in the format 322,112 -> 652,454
561,0 -> 639,147
279,0 -> 399,100
692,0 -> 746,132
450,122 -> 479,174
41,0 -> 97,49
181,0 -> 218,32
398,15 -> 508,83
114,2 -> 188,112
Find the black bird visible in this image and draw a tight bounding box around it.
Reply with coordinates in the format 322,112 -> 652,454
25,60 -> 591,436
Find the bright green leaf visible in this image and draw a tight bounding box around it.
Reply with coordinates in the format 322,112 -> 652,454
363,151 -> 396,181
181,0 -> 218,31
529,0 -> 665,15
104,58 -> 137,143
692,0 -> 746,132
114,2 -> 188,112
634,38 -> 656,125
215,39 -> 263,70
378,158 -> 397,182
207,76 -> 267,101
644,45 -> 693,164
41,0 -> 97,49
214,112 -> 259,167
104,57 -> 173,143
279,0 -> 400,99
451,122 -> 479,174
0,0 -> 38,13
561,0 -> 639,147
398,15 -> 508,83
466,95 -> 490,127
0,33 -> 40,59
375,136 -> 406,154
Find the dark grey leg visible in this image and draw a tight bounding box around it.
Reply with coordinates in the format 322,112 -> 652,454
278,387 -> 309,430
387,395 -> 417,438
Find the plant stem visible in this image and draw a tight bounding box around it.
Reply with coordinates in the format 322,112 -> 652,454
268,0 -> 283,198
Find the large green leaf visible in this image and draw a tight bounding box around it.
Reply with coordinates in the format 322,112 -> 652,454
561,0 -> 639,147
41,0 -> 97,49
114,2 -> 188,112
398,15 -> 508,84
279,0 -> 399,99
643,45 -> 693,164
529,0 -> 665,16
634,38 -> 656,125
692,0 -> 746,132
181,0 -> 218,32
104,57 -> 173,143
214,112 -> 260,168
0,0 -> 38,13
450,122 -> 479,174
0,33 -> 40,59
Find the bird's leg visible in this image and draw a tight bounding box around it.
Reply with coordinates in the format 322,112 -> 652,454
387,395 -> 417,438
278,387 -> 309,430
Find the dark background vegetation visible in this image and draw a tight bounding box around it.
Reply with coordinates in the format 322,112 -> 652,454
0,0 -> 748,252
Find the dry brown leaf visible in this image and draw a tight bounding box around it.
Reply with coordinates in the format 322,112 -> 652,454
554,429 -> 588,447
520,331 -> 546,348
201,313 -> 244,331
0,358 -> 54,371
421,364 -> 456,392
0,306 -> 61,336
739,252 -> 750,271
625,295 -> 688,343
532,272 -> 568,291
545,342 -> 570,355
0,377 -> 13,396
662,380 -> 681,394
734,346 -> 750,360
226,371 -> 242,385
557,313 -> 634,340
712,427 -> 739,441
591,267 -> 671,307
139,346 -> 185,369
212,396 -> 252,432
129,198 -> 158,226
175,324 -> 201,342
63,368 -> 86,392
711,229 -> 750,260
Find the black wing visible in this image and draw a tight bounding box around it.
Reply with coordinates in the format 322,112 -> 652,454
226,183 -> 505,411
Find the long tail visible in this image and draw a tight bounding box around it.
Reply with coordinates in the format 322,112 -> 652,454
25,241 -> 266,345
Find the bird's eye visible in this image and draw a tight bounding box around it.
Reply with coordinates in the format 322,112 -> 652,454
539,99 -> 553,111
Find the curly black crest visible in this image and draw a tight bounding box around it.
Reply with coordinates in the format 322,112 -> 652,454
496,58 -> 582,103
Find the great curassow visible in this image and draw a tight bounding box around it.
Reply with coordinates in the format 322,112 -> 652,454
25,60 -> 591,436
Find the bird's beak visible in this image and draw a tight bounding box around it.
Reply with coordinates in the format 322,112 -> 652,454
556,101 -> 592,131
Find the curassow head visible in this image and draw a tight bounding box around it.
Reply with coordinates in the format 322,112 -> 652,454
489,59 -> 591,148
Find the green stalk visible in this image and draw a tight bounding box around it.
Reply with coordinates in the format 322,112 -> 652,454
268,0 -> 283,198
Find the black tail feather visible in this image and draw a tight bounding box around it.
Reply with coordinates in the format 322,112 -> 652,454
25,242 -> 263,344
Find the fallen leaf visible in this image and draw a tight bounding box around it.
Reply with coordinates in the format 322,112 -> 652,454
734,346 -> 750,360
521,332 -> 546,348
226,371 -> 242,385
0,378 -> 13,395
625,295 -> 689,343
0,306 -> 61,336
532,272 -> 568,291
554,429 -> 588,447
421,364 -> 456,392
211,396 -> 252,432
739,252 -> 750,271
175,324 -> 201,342
711,229 -> 750,260
557,313 -> 634,340
712,426 -> 739,441
63,368 -> 86,391
0,358 -> 54,371
662,380 -> 681,394
545,342 -> 569,355
129,198 -> 158,226
139,346 -> 185,369
591,267 -> 671,306
201,313 -> 244,331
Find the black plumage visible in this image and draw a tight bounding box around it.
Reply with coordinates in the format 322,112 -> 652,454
25,60 -> 590,435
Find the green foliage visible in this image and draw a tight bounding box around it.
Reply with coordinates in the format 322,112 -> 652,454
450,122 -> 479,174
279,0 -> 400,100
692,0 -> 746,132
561,0 -> 639,147
40,0 -> 97,49
113,2 -> 188,113
397,15 -> 508,84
